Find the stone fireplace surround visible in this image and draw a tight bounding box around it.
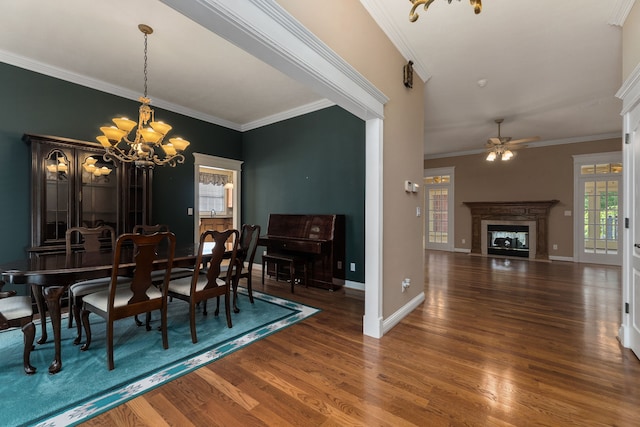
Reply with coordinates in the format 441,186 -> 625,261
463,200 -> 559,260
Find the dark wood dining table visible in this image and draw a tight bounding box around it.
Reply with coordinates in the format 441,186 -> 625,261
0,245 -> 202,374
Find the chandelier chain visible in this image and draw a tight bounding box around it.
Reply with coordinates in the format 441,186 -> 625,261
143,32 -> 148,98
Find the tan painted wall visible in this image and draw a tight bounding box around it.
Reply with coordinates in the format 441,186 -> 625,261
277,0 -> 426,317
424,139 -> 621,257
623,2 -> 640,80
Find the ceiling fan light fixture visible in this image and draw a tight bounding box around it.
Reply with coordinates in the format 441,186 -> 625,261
486,151 -> 496,162
502,150 -> 513,161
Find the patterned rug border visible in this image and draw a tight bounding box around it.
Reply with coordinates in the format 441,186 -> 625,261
35,289 -> 320,427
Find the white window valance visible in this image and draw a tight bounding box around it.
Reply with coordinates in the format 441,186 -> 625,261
199,172 -> 229,186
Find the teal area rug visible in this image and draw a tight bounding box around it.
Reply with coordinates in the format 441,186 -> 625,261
0,289 -> 319,427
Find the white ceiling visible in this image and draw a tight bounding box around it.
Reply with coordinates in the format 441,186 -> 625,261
0,0 -> 628,158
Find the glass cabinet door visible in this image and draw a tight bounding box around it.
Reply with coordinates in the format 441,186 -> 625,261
43,149 -> 71,244
79,153 -> 118,230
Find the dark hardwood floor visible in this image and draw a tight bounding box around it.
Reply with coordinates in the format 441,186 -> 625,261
83,251 -> 640,426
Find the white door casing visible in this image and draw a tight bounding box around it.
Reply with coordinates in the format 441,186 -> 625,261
617,61 -> 640,357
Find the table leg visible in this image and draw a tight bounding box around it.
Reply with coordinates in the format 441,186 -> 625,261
43,286 -> 66,374
232,260 -> 240,313
31,284 -> 48,344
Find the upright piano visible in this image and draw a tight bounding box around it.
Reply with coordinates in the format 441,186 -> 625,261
258,214 -> 345,290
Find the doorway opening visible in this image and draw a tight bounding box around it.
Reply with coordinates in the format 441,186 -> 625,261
193,153 -> 243,245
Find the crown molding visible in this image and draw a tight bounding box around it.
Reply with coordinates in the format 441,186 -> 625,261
241,99 -> 335,132
609,0 -> 636,26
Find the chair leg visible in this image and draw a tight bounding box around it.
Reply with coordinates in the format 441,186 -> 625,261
190,301 -> 198,344
161,306 -> 169,350
215,296 -> 220,316
203,299 -> 208,316
80,309 -> 92,351
72,296 -> 83,345
247,274 -> 254,304
22,322 -> 36,375
224,290 -> 232,328
106,321 -> 114,370
134,314 -> 143,326
145,311 -> 152,331
67,290 -> 73,329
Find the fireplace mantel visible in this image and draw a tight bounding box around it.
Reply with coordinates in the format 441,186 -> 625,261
463,200 -> 559,260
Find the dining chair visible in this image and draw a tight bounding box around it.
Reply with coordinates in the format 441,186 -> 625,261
167,229 -> 239,343
132,224 -> 194,326
219,224 -> 261,309
80,231 -> 175,370
66,225 -> 132,345
0,281 -> 36,374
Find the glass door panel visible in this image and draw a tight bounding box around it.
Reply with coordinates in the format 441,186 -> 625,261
79,153 -> 118,229
582,179 -> 619,256
427,188 -> 448,244
44,150 -> 70,243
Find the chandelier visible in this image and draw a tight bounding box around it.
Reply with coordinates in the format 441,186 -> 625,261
409,0 -> 482,22
97,24 -> 190,168
486,147 -> 514,162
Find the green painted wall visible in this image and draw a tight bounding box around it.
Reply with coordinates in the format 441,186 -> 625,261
242,107 -> 366,283
0,64 -> 365,284
0,62 -> 241,263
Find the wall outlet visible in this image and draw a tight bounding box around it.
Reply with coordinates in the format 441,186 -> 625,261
462,238 -> 466,244
350,262 -> 356,272
552,244 -> 558,250
402,278 -> 411,292
187,207 -> 193,216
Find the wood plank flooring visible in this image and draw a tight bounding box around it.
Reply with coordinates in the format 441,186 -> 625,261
83,251 -> 640,426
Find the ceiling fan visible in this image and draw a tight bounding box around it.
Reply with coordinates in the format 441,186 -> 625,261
485,119 -> 540,161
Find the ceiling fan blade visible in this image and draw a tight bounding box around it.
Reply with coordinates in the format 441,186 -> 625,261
488,137 -> 502,145
508,136 -> 540,145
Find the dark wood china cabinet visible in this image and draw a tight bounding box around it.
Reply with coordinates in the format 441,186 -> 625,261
24,134 -> 151,252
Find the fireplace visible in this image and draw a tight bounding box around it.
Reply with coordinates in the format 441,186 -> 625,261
485,222 -> 533,258
464,200 -> 558,260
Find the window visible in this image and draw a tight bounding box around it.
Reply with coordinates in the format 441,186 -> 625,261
198,167 -> 231,216
199,181 -> 225,214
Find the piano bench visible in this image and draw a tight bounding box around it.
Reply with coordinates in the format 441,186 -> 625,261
261,253 -> 309,293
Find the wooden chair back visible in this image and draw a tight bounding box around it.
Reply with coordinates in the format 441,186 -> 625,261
112,232 -> 175,312
238,224 -> 261,273
194,229 -> 239,295
65,225 -> 116,254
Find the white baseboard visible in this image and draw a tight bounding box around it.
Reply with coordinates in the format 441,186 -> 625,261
344,280 -> 364,291
382,291 -> 425,335
549,255 -> 574,262
454,248 -> 471,253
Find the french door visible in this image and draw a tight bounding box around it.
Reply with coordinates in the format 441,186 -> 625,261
574,153 -> 622,266
424,167 -> 454,251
